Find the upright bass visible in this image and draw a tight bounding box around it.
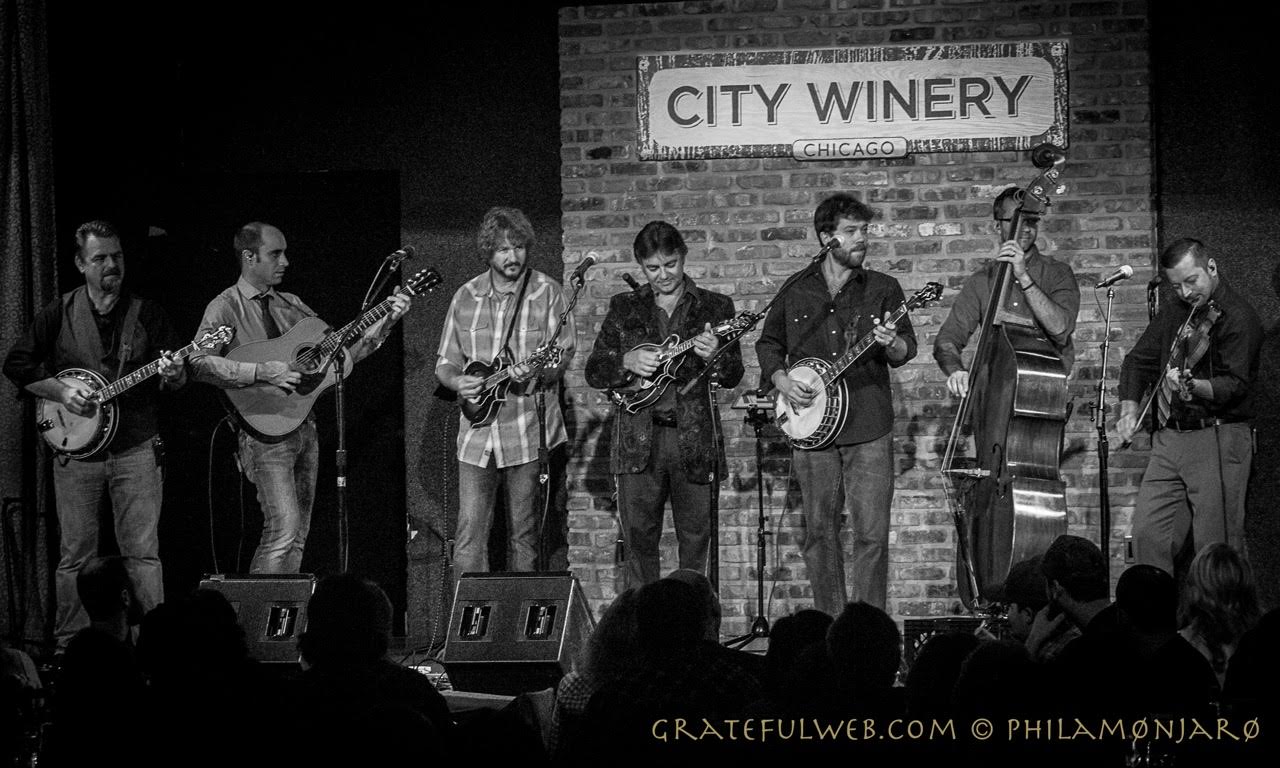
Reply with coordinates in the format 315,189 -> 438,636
941,144 -> 1071,609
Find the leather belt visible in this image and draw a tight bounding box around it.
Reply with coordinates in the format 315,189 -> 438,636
1162,417 -> 1244,432
651,413 -> 678,428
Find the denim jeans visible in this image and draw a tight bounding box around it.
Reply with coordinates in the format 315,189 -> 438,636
616,424 -> 711,590
453,457 -> 541,581
238,420 -> 319,574
793,432 -> 893,615
52,440 -> 164,645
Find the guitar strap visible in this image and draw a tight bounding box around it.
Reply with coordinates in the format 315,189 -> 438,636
497,268 -> 532,363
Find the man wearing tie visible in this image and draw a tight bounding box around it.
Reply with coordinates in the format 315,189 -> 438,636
190,222 -> 410,573
1116,238 -> 1261,577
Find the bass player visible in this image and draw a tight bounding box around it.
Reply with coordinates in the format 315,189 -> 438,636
756,194 -> 916,614
4,220 -> 187,647
435,207 -> 575,581
585,220 -> 743,590
190,222 -> 411,574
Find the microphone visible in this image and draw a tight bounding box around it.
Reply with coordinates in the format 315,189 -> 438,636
1095,264 -> 1134,289
813,234 -> 843,260
621,272 -> 643,295
572,251 -> 600,282
386,245 -> 415,263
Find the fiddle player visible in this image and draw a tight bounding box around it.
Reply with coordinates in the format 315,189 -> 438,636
933,186 -> 1082,394
1116,238 -> 1261,578
584,220 -> 743,590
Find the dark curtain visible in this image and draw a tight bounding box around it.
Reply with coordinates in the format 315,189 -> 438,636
0,0 -> 57,650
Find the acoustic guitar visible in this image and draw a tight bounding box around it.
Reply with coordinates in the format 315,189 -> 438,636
223,267 -> 441,440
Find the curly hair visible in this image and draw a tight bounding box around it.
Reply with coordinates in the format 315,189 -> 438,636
477,206 -> 536,260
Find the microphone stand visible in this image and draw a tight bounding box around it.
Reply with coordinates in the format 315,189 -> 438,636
1091,284 -> 1118,593
725,392 -> 773,650
677,246 -> 828,601
678,248 -> 828,398
330,251 -> 410,571
531,269 -> 586,565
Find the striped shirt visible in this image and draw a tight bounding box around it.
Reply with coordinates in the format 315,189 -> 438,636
435,269 -> 576,468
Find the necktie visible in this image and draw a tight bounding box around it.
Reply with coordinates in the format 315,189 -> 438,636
1157,372 -> 1173,429
255,294 -> 282,339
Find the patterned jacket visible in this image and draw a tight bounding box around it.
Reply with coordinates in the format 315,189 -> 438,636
585,278 -> 743,481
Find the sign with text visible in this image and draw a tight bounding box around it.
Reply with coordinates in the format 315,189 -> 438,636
637,41 -> 1068,161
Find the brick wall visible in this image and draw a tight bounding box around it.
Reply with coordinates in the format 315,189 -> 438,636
557,0 -> 1155,634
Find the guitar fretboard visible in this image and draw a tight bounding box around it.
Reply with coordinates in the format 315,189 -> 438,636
298,294 -> 402,370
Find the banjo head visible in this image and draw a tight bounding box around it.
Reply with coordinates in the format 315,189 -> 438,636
39,369 -> 117,457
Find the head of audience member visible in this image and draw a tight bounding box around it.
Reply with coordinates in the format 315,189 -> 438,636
75,556 -> 140,639
136,588 -> 249,699
298,573 -> 393,671
764,610 -> 834,699
477,206 -> 535,286
992,185 -> 1039,249
1041,535 -> 1111,629
633,578 -> 708,663
235,221 -> 288,289
1116,564 -> 1177,637
813,193 -> 873,270
581,588 -> 642,685
826,601 -> 901,696
990,555 -> 1050,642
632,220 -> 689,298
1179,543 -> 1261,673
904,630 -> 981,719
663,569 -> 721,641
74,220 -> 125,297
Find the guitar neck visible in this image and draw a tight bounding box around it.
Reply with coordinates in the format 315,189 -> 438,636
821,304 -> 912,386
95,338 -> 201,402
319,295 -> 399,360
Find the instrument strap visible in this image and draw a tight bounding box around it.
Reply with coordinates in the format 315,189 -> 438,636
115,296 -> 142,381
497,269 -> 532,361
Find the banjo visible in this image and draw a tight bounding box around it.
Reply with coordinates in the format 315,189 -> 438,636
36,325 -> 234,459
774,282 -> 942,450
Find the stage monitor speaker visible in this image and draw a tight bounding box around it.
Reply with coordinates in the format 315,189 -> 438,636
441,571 -> 594,695
199,573 -> 316,663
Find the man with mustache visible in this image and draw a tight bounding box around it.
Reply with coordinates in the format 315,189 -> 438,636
756,194 -> 917,614
190,222 -> 411,573
436,207 -> 575,580
1116,238 -> 1261,578
585,220 -> 743,589
4,220 -> 186,647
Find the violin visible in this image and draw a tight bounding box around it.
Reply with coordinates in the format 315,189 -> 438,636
1119,298 -> 1223,446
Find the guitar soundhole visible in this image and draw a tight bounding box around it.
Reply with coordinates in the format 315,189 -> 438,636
294,346 -> 321,375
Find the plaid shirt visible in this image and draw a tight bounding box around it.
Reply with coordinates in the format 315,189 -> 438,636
435,268 -> 576,468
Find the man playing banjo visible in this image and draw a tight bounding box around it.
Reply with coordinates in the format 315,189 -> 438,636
755,194 -> 917,614
4,220 -> 187,648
